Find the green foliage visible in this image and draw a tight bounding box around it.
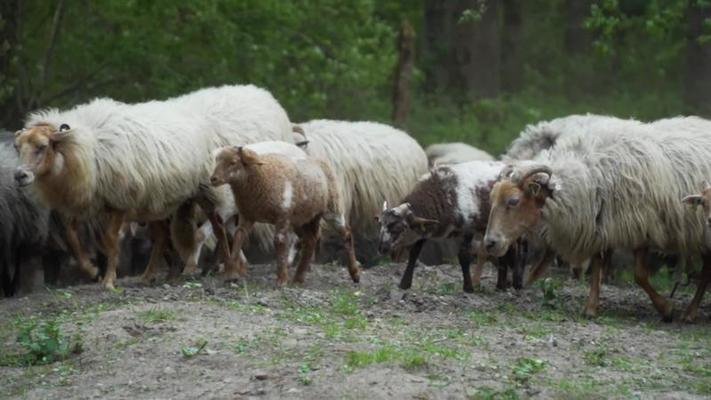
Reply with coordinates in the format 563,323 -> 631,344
14,318 -> 81,365
511,357 -> 546,383
469,386 -> 520,400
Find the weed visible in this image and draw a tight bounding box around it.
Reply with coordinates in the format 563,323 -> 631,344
342,345 -> 429,372
468,310 -> 498,326
298,362 -> 313,385
331,290 -> 360,316
511,357 -> 545,383
181,339 -> 208,359
12,318 -> 82,366
535,277 -> 561,308
583,346 -> 608,367
138,307 -> 176,323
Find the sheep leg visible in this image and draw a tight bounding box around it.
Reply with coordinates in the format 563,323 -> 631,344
524,248 -> 554,287
62,217 -> 99,280
512,240 -> 527,290
457,234 -> 475,293
207,211 -> 231,266
471,244 -> 487,287
140,220 -> 169,285
399,239 -> 425,290
182,222 -> 208,277
326,213 -> 361,283
681,254 -> 711,323
633,247 -> 673,322
100,212 -> 124,290
274,221 -> 290,287
223,220 -> 253,282
292,218 -> 320,285
583,253 -> 605,318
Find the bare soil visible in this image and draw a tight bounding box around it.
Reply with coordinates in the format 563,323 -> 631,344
1,261 -> 710,400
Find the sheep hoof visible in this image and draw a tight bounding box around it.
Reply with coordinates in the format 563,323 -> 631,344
661,304 -> 674,323
682,312 -> 696,324
140,273 -> 157,285
463,285 -> 474,294
181,266 -> 200,277
219,270 -> 241,283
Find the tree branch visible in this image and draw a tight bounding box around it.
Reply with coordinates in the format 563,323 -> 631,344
41,0 -> 65,89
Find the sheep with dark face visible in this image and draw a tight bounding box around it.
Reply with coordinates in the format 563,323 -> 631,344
377,161 -> 523,292
485,117 -> 711,322
0,138 -> 50,296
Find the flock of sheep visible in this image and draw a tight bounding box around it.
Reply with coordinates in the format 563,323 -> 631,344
3,84 -> 711,324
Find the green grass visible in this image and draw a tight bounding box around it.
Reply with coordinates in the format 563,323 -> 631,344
467,310 -> 498,326
137,307 -> 176,323
181,339 -> 208,359
342,345 -> 428,372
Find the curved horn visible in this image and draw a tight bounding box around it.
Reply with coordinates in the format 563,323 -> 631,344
498,164 -> 515,180
512,165 -> 552,184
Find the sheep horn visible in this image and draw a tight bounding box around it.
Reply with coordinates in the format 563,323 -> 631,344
498,164 -> 515,180
513,165 -> 552,184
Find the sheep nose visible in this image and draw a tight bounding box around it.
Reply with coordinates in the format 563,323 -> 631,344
484,237 -> 497,252
209,176 -> 218,185
14,168 -> 28,184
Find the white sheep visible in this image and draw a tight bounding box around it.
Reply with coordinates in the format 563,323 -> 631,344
14,84 -> 293,289
425,142 -> 494,166
484,116 -> 711,322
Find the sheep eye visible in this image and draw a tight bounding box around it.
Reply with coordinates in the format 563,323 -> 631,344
506,197 -> 520,207
59,123 -> 70,132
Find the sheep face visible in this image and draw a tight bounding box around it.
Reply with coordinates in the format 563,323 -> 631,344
376,202 -> 438,255
484,173 -> 549,257
682,185 -> 711,228
14,123 -> 70,187
210,146 -> 263,186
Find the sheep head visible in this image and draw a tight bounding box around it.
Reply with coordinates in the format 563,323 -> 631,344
682,182 -> 711,229
376,201 -> 439,256
210,145 -> 264,186
484,164 -> 552,257
14,122 -> 72,187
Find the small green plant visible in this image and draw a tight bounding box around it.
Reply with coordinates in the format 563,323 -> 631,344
536,277 -> 561,308
298,362 -> 313,385
468,310 -> 498,326
511,357 -> 545,383
583,346 -> 609,367
181,339 -> 208,359
15,319 -> 81,365
138,307 -> 176,323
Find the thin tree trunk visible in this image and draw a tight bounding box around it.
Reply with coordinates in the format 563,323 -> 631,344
450,0 -> 501,101
392,20 -> 415,127
501,0 -> 523,93
0,0 -> 21,129
685,1 -> 711,116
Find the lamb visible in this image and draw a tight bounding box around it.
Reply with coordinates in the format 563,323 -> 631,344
484,117 -> 711,321
170,141 -> 311,276
425,142 -> 494,166
209,143 -> 361,285
292,120 -> 428,260
377,161 -> 523,293
14,84 -> 293,289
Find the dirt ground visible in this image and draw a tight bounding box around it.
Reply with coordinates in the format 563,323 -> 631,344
1,261 -> 710,400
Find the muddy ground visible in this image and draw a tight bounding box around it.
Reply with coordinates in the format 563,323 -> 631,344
1,261 -> 710,400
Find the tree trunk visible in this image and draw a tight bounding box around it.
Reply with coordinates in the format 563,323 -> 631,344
423,0 -> 455,94
685,1 -> 711,116
0,0 -> 20,129
564,0 -> 592,55
450,0 -> 501,101
501,0 -> 523,93
392,20 -> 415,127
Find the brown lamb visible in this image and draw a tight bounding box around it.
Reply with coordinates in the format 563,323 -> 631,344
210,145 -> 361,285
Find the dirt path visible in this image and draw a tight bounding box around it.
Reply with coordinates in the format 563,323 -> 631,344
1,262 -> 710,399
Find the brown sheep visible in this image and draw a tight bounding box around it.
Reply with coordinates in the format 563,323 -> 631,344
210,144 -> 361,285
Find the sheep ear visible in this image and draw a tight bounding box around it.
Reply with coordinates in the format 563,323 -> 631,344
238,147 -> 264,166
682,194 -> 704,207
526,181 -> 541,196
